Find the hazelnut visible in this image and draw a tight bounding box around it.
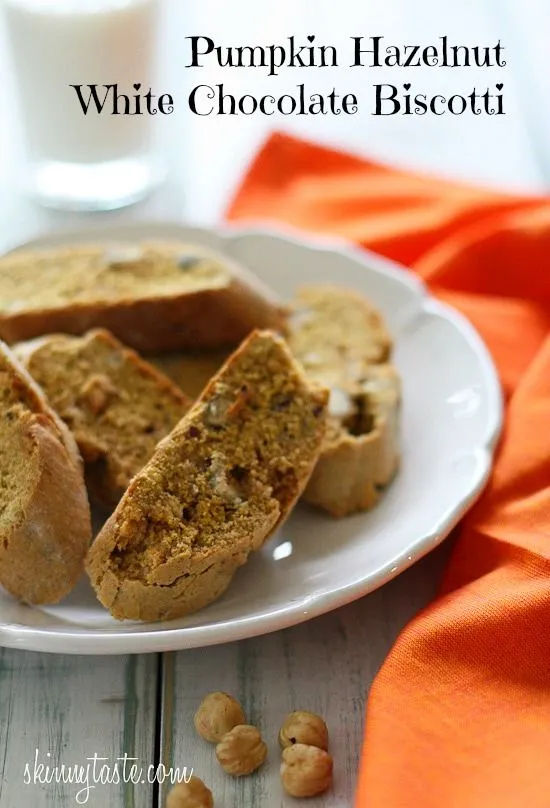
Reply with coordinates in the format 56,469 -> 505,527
194,692 -> 246,743
166,776 -> 213,808
203,396 -> 231,427
207,456 -> 242,506
79,373 -> 117,415
280,743 -> 333,798
279,710 -> 329,751
215,724 -> 267,776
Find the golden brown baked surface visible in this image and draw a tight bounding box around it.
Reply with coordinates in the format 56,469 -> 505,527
287,284 -> 392,382
16,329 -> 191,508
287,285 -> 400,516
0,342 -> 92,604
0,241 -> 286,351
86,330 -> 328,621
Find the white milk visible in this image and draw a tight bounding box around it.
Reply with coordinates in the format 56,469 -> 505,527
3,0 -> 161,207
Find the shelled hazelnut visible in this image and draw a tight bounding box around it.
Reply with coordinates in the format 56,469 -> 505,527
280,743 -> 333,798
166,775 -> 213,808
194,691 -> 246,743
279,710 -> 329,751
215,724 -> 267,776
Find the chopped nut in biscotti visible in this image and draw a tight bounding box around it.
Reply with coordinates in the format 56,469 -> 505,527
227,384 -> 251,417
203,394 -> 231,427
78,373 -> 118,415
207,454 -> 243,506
203,384 -> 252,428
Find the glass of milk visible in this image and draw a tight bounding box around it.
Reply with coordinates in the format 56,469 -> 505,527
2,0 -> 162,210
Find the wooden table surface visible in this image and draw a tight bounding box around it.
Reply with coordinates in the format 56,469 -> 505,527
0,1 -> 547,805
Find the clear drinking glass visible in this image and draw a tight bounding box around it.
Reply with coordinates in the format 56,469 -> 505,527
2,0 -> 162,210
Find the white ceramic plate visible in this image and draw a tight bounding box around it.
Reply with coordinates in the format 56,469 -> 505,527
0,223 -> 502,654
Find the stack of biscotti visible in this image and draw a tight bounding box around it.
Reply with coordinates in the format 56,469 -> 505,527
286,285 -> 401,517
0,239 -> 290,613
0,342 -> 91,604
86,331 -> 328,621
0,237 -> 401,621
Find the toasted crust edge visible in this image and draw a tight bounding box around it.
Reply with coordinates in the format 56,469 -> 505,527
0,413 -> 92,604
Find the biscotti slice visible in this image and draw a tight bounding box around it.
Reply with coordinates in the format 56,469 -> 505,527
304,365 -> 401,517
287,285 -> 400,517
0,241 -> 286,351
149,347 -> 231,398
86,330 -> 328,622
0,342 -> 92,604
16,329 -> 192,509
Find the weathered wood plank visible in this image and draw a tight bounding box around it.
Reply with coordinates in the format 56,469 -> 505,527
0,652 -> 158,808
160,542 -> 450,807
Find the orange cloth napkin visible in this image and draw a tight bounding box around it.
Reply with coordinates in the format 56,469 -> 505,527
227,133 -> 550,808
